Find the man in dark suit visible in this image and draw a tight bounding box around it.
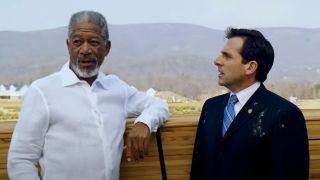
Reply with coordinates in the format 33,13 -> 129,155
190,28 -> 309,180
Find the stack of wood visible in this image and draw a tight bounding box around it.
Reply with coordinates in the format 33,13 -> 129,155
0,109 -> 319,180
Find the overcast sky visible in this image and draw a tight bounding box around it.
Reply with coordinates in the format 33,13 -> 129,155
0,0 -> 319,31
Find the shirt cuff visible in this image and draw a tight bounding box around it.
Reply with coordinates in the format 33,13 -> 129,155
134,114 -> 158,133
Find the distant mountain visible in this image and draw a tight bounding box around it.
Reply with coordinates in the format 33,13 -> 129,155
1,24 -> 320,98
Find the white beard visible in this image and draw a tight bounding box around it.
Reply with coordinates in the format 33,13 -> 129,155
70,58 -> 100,78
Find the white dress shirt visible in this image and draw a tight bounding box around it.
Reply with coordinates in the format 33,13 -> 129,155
7,63 -> 169,180
231,82 -> 261,116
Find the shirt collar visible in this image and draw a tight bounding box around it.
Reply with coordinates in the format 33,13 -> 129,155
231,81 -> 261,107
94,72 -> 109,90
59,62 -> 108,89
60,62 -> 81,87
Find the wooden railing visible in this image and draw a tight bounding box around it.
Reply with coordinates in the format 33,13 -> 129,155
1,108 -> 320,180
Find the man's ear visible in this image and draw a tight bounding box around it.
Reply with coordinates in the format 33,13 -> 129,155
104,40 -> 111,56
66,39 -> 71,53
245,61 -> 258,75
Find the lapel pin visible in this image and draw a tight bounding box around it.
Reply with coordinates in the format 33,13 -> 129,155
248,109 -> 253,114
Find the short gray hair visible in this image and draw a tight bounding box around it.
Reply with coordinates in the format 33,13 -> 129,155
68,11 -> 109,40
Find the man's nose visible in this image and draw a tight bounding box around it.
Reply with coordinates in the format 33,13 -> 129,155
80,42 -> 92,55
214,56 -> 221,66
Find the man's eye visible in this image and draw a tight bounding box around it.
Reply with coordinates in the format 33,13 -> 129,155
72,40 -> 82,46
90,40 -> 100,46
222,53 -> 231,59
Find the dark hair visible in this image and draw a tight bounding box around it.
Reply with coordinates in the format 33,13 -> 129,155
225,28 -> 274,82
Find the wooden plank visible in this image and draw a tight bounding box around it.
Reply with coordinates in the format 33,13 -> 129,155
310,141 -> 320,154
161,125 -> 196,180
300,107 -> 320,121
310,140 -> 320,179
0,169 -> 9,180
0,108 -> 320,180
0,121 -> 16,133
309,169 -> 320,180
164,115 -> 199,127
120,132 -> 162,180
306,121 -> 320,140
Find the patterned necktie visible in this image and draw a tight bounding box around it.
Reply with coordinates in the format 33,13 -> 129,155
222,94 -> 238,136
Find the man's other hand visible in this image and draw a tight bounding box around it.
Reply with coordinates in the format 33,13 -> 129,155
125,122 -> 150,162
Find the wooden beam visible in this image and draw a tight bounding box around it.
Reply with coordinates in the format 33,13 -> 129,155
0,108 -> 320,180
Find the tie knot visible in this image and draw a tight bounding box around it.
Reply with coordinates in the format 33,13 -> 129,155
229,95 -> 238,105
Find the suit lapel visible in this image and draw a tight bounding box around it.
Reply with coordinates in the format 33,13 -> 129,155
205,94 -> 229,141
223,84 -> 267,139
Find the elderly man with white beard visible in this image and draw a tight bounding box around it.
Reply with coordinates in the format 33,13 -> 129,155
7,10 -> 169,180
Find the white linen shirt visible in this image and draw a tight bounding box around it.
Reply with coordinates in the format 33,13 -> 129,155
7,63 -> 169,180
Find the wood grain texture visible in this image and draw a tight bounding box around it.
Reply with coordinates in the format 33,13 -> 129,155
0,108 -> 319,180
120,132 -> 162,180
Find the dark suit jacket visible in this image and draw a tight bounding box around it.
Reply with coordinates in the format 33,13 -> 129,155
190,84 -> 309,180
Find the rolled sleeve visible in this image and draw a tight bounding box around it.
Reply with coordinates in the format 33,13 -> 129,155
125,86 -> 169,132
